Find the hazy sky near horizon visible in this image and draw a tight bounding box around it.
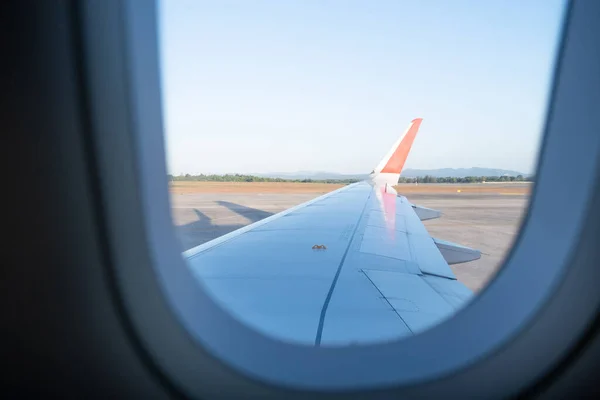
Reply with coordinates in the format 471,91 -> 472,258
158,0 -> 566,175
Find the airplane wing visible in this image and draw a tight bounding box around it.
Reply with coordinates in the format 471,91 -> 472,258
184,119 -> 481,346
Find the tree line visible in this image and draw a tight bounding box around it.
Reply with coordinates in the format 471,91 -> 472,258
398,175 -> 533,183
168,173 -> 534,184
167,173 -> 360,184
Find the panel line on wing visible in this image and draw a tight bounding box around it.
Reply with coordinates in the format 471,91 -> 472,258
314,190 -> 373,346
359,269 -> 414,334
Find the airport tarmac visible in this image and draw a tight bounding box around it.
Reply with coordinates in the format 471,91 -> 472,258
170,190 -> 529,292
407,193 -> 528,291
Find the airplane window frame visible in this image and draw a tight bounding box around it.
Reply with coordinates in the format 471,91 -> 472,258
77,0 -> 600,397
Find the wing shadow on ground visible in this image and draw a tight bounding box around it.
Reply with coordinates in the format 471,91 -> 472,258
173,201 -> 275,251
215,200 -> 273,222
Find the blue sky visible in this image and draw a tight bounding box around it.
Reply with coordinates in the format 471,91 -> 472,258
158,0 -> 566,175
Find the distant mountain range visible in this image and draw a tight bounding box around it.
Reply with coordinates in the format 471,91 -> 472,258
254,167 -> 528,180
401,167 -> 528,178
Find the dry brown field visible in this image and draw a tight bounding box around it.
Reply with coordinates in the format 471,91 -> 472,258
169,181 -> 345,195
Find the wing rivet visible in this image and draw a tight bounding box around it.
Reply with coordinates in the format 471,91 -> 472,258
312,244 -> 327,250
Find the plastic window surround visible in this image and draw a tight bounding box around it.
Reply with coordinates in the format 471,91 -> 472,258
79,0 -> 600,397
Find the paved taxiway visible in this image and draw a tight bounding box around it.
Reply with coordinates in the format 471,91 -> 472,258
170,191 -> 529,292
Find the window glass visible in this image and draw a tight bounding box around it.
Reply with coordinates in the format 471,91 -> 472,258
159,0 -> 566,346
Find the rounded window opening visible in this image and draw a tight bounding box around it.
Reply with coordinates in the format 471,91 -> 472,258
159,0 -> 566,346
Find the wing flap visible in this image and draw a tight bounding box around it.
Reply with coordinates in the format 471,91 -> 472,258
408,234 -> 457,279
422,275 -> 474,310
433,237 -> 482,265
412,204 -> 442,221
359,224 -> 413,260
363,270 -> 457,334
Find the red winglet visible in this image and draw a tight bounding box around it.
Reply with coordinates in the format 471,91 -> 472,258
380,118 -> 423,174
